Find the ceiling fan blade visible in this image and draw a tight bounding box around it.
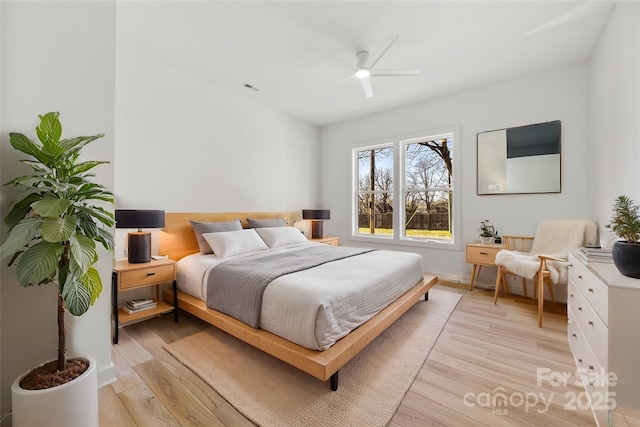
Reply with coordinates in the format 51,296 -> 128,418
366,32 -> 399,69
370,69 -> 421,77
359,76 -> 374,98
319,72 -> 354,86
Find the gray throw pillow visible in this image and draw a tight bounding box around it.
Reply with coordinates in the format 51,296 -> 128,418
190,219 -> 242,254
246,218 -> 285,228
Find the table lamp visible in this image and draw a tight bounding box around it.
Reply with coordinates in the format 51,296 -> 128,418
302,209 -> 330,239
115,209 -> 165,263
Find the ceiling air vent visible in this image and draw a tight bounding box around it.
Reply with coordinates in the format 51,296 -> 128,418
242,82 -> 260,92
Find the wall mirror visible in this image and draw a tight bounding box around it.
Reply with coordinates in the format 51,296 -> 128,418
477,120 -> 561,195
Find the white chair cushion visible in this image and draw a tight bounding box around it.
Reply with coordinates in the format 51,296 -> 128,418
495,250 -> 568,285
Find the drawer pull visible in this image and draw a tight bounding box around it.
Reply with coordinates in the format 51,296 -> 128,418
588,321 -> 594,326
589,365 -> 594,370
570,294 -> 574,298
146,272 -> 156,276
578,358 -> 583,363
578,275 -> 583,279
588,288 -> 594,293
479,252 -> 488,255
572,333 -> 577,338
589,381 -> 594,387
578,306 -> 583,311
569,264 -> 573,267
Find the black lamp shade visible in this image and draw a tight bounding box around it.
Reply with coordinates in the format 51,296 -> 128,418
115,210 -> 165,230
302,209 -> 330,220
115,210 -> 165,263
302,209 -> 330,239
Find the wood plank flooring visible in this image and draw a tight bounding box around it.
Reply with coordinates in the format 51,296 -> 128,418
101,284 -> 596,426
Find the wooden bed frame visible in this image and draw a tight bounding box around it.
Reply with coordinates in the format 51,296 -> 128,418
159,212 -> 438,390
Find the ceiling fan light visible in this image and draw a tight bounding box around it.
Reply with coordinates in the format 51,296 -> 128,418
355,68 -> 370,79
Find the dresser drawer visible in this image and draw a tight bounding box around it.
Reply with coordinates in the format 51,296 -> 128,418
569,254 -> 608,325
466,244 -> 501,265
119,264 -> 176,290
568,281 -> 609,367
569,309 -> 611,427
568,308 -> 599,374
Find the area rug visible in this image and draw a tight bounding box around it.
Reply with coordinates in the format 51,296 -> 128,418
165,288 -> 461,427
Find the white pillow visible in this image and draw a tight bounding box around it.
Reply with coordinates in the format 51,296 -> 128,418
202,229 -> 269,259
255,226 -> 309,249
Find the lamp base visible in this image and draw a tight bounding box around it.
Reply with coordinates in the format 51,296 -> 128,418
128,232 -> 151,263
311,221 -> 324,239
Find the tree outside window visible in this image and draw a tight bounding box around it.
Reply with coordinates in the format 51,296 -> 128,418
354,131 -> 455,244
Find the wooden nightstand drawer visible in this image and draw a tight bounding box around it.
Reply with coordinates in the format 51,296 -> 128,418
119,264 -> 175,290
465,244 -> 502,265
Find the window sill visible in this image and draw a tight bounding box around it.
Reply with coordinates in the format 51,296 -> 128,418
349,235 -> 461,251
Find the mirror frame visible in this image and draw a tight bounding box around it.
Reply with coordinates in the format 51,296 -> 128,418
477,120 -> 561,195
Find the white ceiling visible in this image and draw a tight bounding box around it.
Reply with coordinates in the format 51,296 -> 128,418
116,1 -> 616,127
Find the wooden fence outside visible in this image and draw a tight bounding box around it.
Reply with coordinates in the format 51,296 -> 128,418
358,212 -> 450,230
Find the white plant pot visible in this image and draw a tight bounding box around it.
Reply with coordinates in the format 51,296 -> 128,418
480,236 -> 494,244
11,357 -> 98,427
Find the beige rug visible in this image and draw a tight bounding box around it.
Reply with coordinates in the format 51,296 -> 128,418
165,288 -> 461,427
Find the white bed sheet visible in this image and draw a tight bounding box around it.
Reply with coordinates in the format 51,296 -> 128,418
176,243 -> 424,350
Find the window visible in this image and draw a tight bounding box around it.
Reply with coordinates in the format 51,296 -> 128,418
356,145 -> 394,236
353,127 -> 459,249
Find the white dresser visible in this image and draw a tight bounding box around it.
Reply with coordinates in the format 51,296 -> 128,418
567,250 -> 640,426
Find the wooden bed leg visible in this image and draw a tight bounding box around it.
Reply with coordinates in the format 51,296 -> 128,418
330,371 -> 339,391
424,292 -> 429,301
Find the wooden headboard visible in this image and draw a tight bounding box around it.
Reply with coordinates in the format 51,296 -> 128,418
159,212 -> 299,261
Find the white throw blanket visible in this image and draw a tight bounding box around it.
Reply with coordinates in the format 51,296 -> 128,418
495,220 -> 597,285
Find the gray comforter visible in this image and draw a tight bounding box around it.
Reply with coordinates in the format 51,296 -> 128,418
206,245 -> 373,328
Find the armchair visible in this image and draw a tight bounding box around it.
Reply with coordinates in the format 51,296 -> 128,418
493,220 -> 598,327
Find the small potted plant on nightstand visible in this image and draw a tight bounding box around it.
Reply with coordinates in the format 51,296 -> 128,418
0,112 -> 114,426
606,195 -> 640,279
478,220 -> 495,244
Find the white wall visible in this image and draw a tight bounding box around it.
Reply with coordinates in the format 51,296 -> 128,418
320,63 -> 595,297
589,1 -> 640,244
113,47 -> 320,258
0,0 -> 117,419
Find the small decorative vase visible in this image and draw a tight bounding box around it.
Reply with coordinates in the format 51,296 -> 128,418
480,236 -> 494,245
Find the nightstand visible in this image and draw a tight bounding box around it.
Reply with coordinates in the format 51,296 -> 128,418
311,236 -> 339,246
112,258 -> 178,344
465,243 -> 504,291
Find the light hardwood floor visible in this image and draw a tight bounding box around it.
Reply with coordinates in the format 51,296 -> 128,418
100,284 -> 596,426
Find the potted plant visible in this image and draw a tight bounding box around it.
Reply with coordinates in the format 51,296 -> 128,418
606,195 -> 640,279
478,219 -> 495,244
0,112 -> 114,426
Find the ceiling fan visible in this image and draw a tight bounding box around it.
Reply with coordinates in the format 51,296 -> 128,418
331,33 -> 420,99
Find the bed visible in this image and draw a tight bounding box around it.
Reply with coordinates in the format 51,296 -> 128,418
159,212 -> 438,390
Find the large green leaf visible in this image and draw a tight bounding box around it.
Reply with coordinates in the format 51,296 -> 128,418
95,227 -> 115,253
83,267 -> 103,304
33,196 -> 71,218
36,112 -> 63,156
75,205 -> 115,227
69,234 -> 97,276
15,241 -> 61,286
59,134 -> 104,155
71,160 -> 109,175
4,192 -> 42,229
0,217 -> 42,261
9,133 -> 40,159
41,216 -> 75,243
61,274 -> 91,316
